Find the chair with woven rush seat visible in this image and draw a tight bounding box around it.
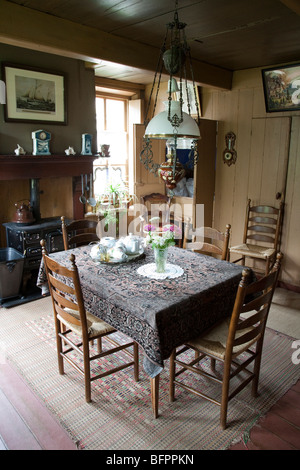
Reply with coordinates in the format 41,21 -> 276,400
41,240 -> 139,403
61,215 -> 100,250
169,252 -> 283,429
229,199 -> 284,274
183,220 -> 231,261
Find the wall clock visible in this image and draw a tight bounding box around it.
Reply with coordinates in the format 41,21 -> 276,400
223,132 -> 237,166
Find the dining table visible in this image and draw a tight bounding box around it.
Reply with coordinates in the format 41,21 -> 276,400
37,244 -> 249,418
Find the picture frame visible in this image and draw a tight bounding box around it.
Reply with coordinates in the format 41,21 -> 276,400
176,82 -> 202,117
261,63 -> 300,113
2,63 -> 67,124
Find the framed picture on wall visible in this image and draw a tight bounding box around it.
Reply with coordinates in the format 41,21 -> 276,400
2,63 -> 67,124
262,63 -> 300,113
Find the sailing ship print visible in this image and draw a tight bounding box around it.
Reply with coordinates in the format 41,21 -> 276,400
15,75 -> 56,114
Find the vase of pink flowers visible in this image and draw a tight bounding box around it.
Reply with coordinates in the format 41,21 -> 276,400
144,223 -> 181,273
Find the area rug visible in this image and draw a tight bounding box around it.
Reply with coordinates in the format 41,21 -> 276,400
0,296 -> 299,450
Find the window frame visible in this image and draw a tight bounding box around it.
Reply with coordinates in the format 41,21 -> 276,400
94,92 -> 129,193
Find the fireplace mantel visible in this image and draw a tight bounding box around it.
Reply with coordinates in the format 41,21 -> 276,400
0,154 -> 98,219
0,154 -> 97,180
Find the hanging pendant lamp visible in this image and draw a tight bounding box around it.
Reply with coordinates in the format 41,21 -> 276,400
140,1 -> 201,189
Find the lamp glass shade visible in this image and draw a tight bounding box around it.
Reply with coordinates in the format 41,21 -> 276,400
145,101 -> 200,140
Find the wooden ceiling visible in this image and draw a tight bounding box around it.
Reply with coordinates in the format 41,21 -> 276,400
2,0 -> 300,88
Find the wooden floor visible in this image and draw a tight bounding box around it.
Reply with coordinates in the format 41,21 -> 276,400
229,379 -> 300,450
0,362 -> 77,450
0,285 -> 300,450
0,356 -> 299,450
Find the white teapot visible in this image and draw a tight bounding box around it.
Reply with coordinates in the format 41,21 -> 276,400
100,237 -> 116,249
90,243 -> 108,261
123,233 -> 144,255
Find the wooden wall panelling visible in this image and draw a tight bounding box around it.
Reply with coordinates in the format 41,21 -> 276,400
214,90 -> 239,233
200,68 -> 300,288
259,118 -> 290,204
194,118 -> 217,228
281,116 -> 300,287
230,88 -> 254,246
40,177 -> 73,219
247,118 -> 266,204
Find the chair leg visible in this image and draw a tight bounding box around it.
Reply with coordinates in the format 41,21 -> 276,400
169,349 -> 176,402
252,343 -> 263,397
133,342 -> 139,382
265,258 -> 271,275
97,337 -> 102,353
57,338 -> 64,375
55,321 -> 64,375
220,359 -> 231,430
83,341 -> 92,403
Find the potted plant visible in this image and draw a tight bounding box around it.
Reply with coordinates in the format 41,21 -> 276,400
95,181 -> 135,237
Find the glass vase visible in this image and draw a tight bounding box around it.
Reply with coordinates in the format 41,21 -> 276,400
154,247 -> 168,273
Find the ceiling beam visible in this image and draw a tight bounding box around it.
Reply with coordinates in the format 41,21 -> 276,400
0,0 -> 232,90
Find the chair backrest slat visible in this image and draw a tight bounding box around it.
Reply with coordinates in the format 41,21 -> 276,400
233,323 -> 264,347
243,199 -> 284,249
61,215 -> 99,250
248,224 -> 276,235
54,303 -> 82,327
250,205 -> 279,215
51,284 -> 78,311
237,305 -> 269,330
186,241 -> 223,256
41,240 -> 88,334
48,271 -> 75,296
68,233 -> 99,247
183,220 -> 231,261
249,216 -> 277,225
241,288 -> 273,314
245,268 -> 278,295
247,233 -> 276,244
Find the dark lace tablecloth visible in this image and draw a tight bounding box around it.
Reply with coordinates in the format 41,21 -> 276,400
38,245 -> 247,377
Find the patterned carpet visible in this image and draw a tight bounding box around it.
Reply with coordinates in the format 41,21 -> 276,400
0,296 -> 299,450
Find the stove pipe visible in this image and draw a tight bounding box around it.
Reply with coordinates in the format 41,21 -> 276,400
30,178 -> 41,221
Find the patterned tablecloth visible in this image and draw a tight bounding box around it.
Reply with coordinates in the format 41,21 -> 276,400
38,245 -> 247,377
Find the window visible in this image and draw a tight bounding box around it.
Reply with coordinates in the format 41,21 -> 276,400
94,95 -> 129,198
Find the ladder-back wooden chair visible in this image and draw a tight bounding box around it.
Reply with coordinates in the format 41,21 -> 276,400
230,199 -> 284,274
61,215 -> 99,250
169,252 -> 283,429
139,193 -> 172,233
139,193 -> 186,246
41,240 -> 139,403
183,220 -> 231,261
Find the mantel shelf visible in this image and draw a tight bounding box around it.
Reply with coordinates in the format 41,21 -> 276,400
0,154 -> 97,180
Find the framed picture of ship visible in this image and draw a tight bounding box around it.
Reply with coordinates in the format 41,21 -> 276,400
2,63 -> 66,124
